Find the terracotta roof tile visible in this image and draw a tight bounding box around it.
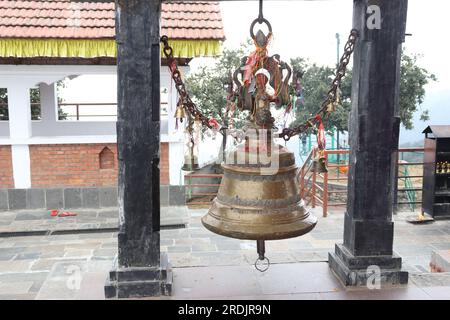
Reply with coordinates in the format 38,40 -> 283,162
0,0 -> 225,40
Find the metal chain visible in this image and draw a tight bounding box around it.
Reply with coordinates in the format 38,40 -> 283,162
279,29 -> 359,141
160,35 -> 215,130
162,28 -> 358,141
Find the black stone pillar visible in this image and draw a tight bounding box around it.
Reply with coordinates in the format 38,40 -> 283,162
105,0 -> 172,298
329,0 -> 409,286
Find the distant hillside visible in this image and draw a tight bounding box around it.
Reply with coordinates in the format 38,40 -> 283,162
399,88 -> 450,144
399,140 -> 424,163
400,140 -> 424,148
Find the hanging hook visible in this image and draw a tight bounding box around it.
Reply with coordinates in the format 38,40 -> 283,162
250,0 -> 272,40
258,0 -> 264,22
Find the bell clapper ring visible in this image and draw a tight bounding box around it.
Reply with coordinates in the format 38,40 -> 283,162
255,240 -> 270,272
255,256 -> 270,273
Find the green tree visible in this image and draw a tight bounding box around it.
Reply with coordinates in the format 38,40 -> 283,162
290,52 -> 436,133
30,87 -> 41,120
185,43 -> 251,160
184,44 -> 435,161
399,54 -> 437,129
289,58 -> 352,133
0,88 -> 7,120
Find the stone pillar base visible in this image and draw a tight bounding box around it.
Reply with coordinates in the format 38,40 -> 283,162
104,253 -> 173,299
328,244 -> 408,287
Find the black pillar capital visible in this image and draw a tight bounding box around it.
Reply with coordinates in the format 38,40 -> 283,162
329,0 -> 409,286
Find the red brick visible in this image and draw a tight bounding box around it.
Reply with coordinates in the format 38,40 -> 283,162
29,143 -> 170,187
0,146 -> 13,188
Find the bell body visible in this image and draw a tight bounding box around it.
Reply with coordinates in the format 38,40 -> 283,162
181,154 -> 199,171
312,156 -> 328,174
202,130 -> 317,240
174,105 -> 186,120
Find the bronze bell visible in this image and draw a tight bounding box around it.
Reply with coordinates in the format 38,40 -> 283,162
202,17 -> 317,271
174,105 -> 186,121
326,102 -> 336,113
312,154 -> 328,174
181,153 -> 199,171
202,128 -> 318,269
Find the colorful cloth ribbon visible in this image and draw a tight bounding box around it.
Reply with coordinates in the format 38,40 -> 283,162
315,114 -> 326,150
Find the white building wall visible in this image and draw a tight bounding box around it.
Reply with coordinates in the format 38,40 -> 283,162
0,123 -> 8,136
169,141 -> 185,185
0,64 -> 187,187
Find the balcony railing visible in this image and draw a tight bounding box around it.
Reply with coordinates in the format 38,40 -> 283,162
58,102 -> 169,121
0,102 -> 169,121
58,103 -> 118,121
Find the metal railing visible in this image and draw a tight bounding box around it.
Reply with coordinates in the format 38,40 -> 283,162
298,147 -> 321,209
395,148 -> 425,212
0,102 -> 169,121
185,173 -> 223,206
299,147 -> 425,217
58,103 -> 118,120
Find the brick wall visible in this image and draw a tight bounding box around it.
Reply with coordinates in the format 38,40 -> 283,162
28,142 -> 170,188
0,145 -> 13,188
30,144 -> 118,187
160,142 -> 169,185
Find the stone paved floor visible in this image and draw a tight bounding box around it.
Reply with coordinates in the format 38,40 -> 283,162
0,207 -> 188,234
0,206 -> 449,299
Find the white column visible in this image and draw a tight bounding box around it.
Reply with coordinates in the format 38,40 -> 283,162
8,83 -> 32,188
169,141 -> 184,185
39,83 -> 58,122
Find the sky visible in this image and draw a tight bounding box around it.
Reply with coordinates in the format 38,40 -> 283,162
215,0 -> 450,144
62,0 -> 450,144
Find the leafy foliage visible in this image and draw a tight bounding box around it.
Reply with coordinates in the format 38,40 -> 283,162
185,42 -> 253,159
289,58 -> 352,133
0,88 -> 7,120
290,52 -> 436,133
179,42 -> 436,162
399,54 -> 437,129
185,42 -> 252,133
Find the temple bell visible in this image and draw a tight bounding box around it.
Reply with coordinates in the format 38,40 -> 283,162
201,22 -> 317,270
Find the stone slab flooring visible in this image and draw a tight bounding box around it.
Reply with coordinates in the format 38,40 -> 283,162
0,207 -> 449,299
0,207 -> 189,234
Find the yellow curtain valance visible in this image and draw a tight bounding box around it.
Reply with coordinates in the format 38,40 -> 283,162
0,38 -> 221,59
